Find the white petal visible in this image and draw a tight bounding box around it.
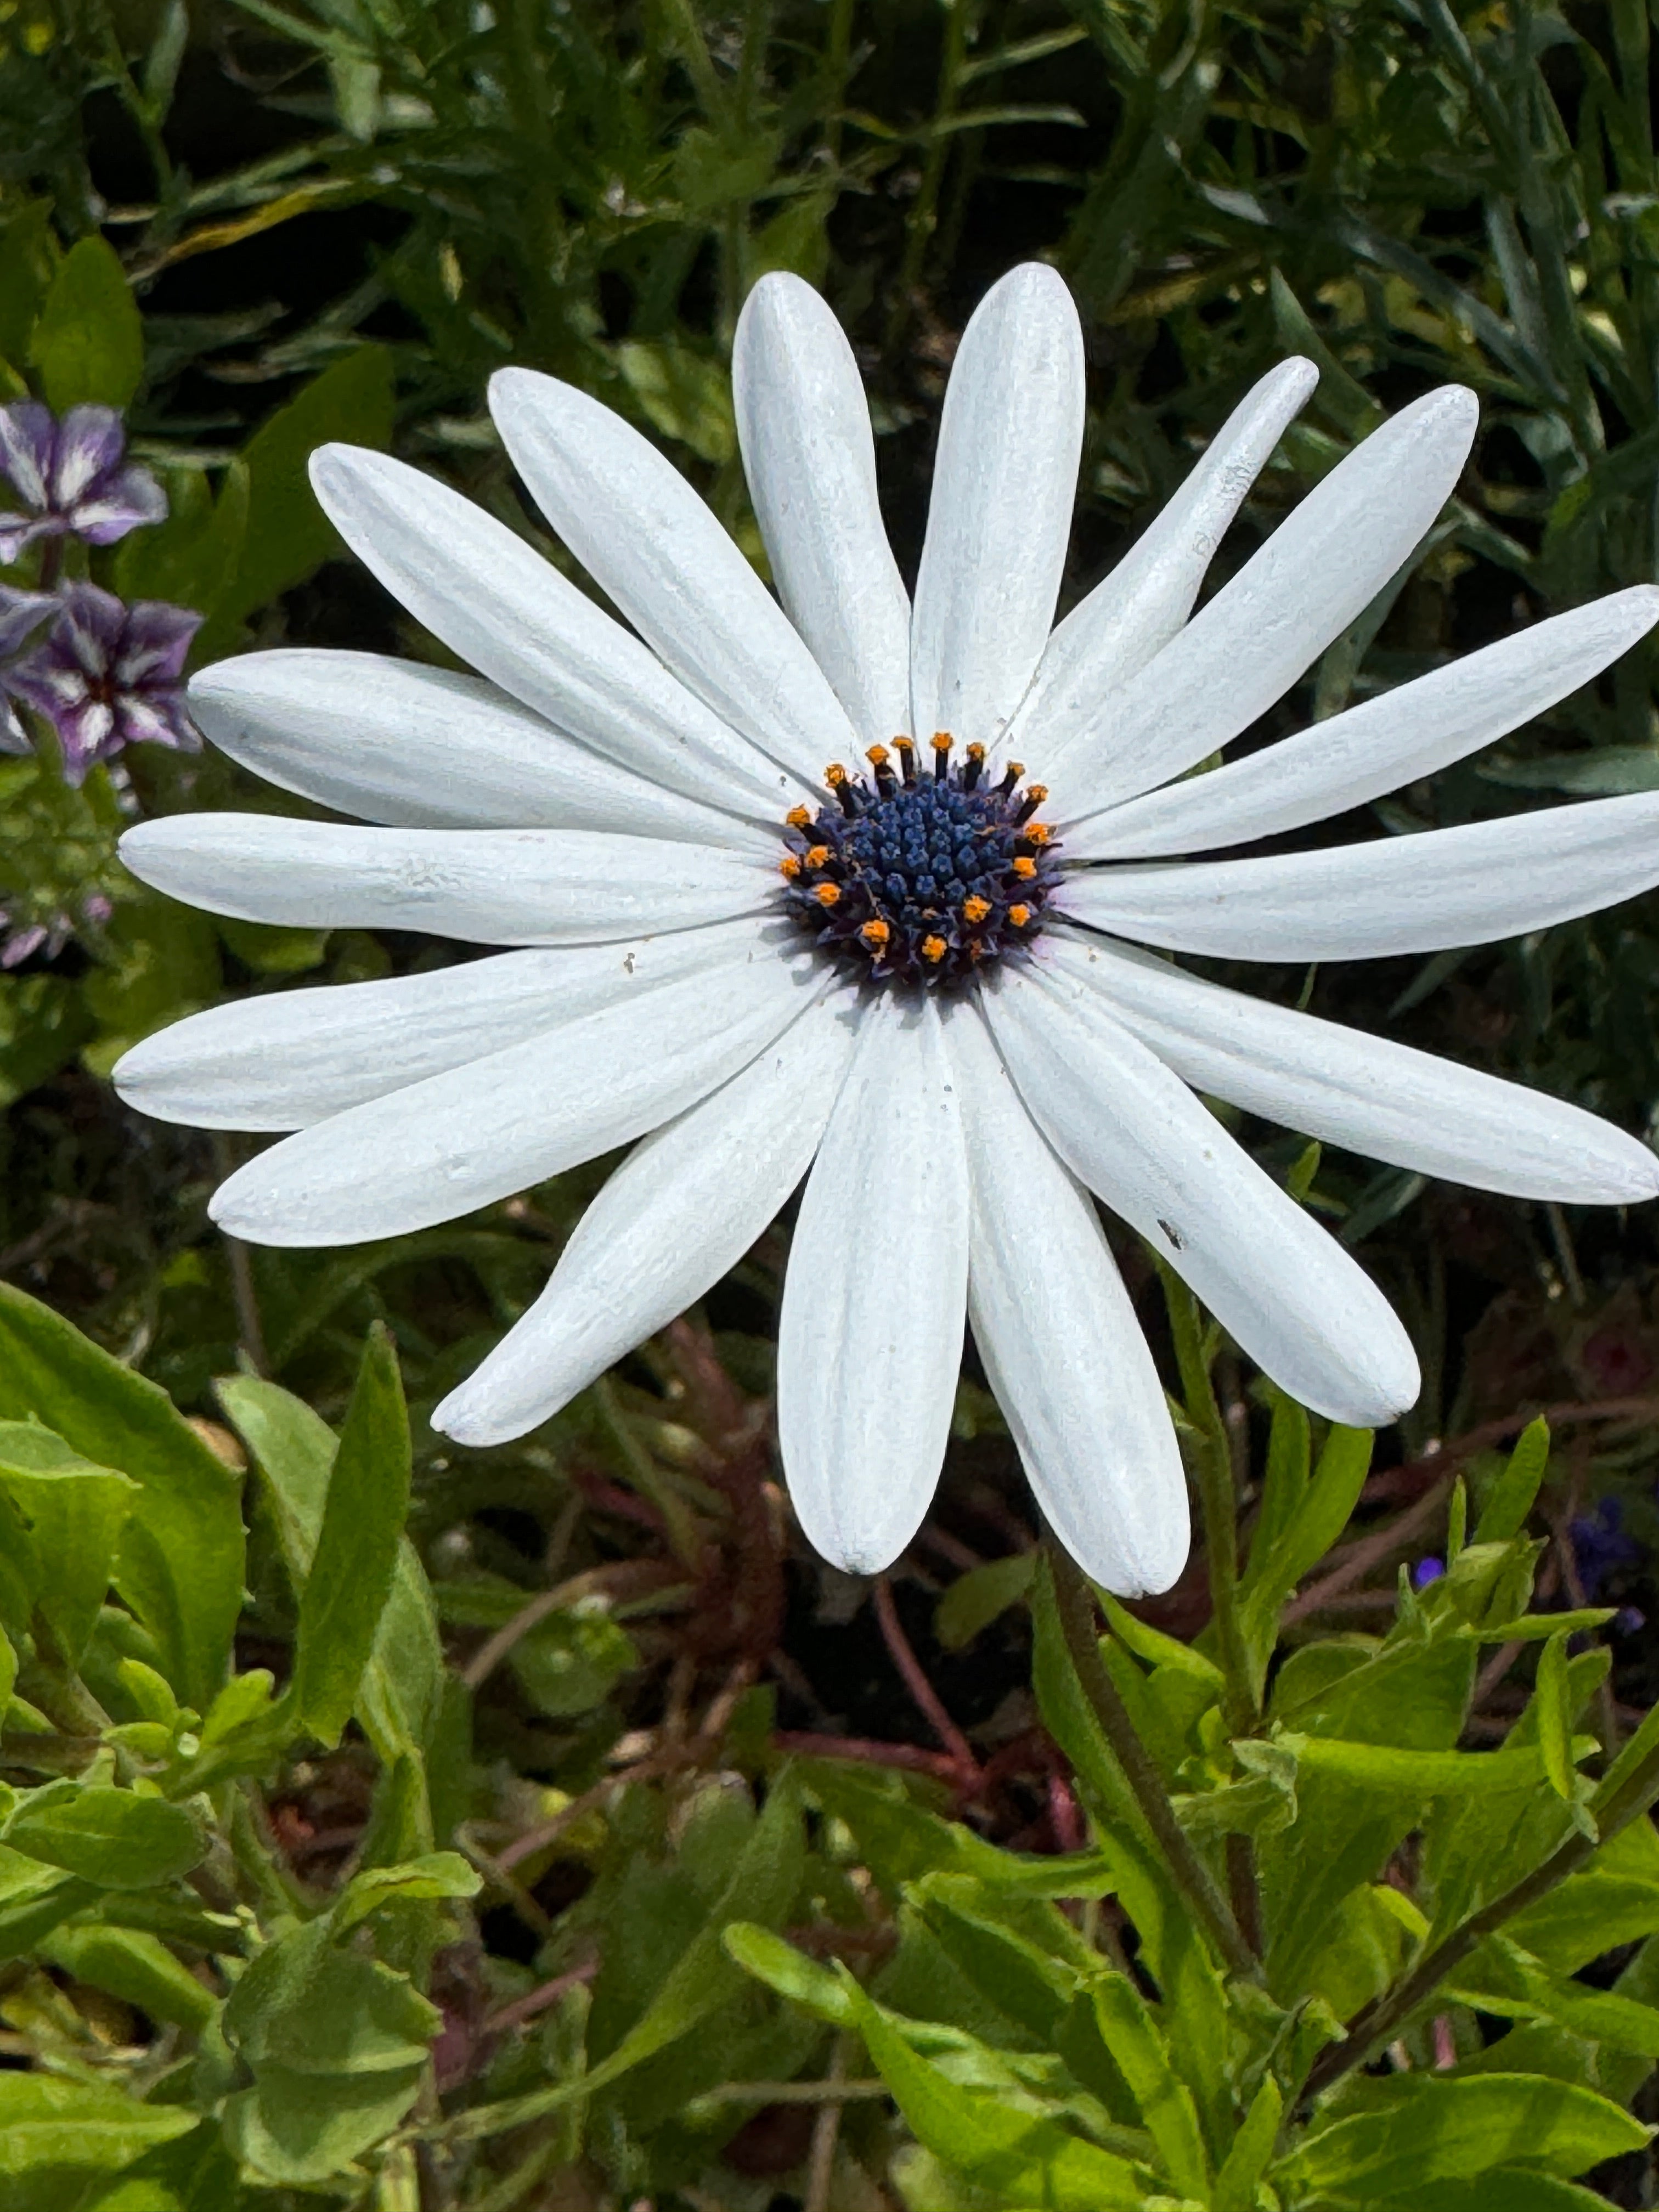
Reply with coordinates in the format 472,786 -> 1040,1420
309,444 -> 802,821
119,815 -> 772,944
190,650 -> 766,850
1013,357 -> 1317,749
210,937 -> 826,1246
112,915 -> 777,1131
733,273 -> 911,749
910,264 -> 1085,752
1045,929 -> 1659,1206
435,986 -> 862,1445
1071,587 -> 1659,860
1045,386 -> 1480,816
489,368 -> 856,787
947,1000 -> 1188,1597
1058,791 -> 1659,961
982,964 -> 1419,1428
776,993 -> 969,1575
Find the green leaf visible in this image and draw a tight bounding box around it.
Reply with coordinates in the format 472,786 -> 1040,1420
1215,2073 -> 1281,2212
218,1371 -> 442,1772
4,1783 -> 204,1889
41,1919 -> 218,2030
201,346 -> 394,650
1406,2178 -> 1632,2212
1475,1419 -> 1551,1543
1278,2073 -> 1649,2197
1240,1424 -> 1373,1686
0,2074 -> 197,2183
287,1325 -> 411,1748
0,1285 -> 243,1707
1535,1633 -> 1577,1804
0,1420 -> 137,1666
0,201 -> 60,374
723,1920 -> 853,2024
331,1850 -> 480,1934
113,459 -> 250,618
844,1972 -> 1147,2209
1274,1731 -> 1547,1796
936,1551 -> 1036,1650
616,338 -> 736,464
29,235 -> 143,410
1090,1972 -> 1209,2197
223,1914 -> 439,2183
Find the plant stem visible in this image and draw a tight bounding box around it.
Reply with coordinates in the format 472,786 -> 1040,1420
1156,1257 -> 1255,1734
1302,1731 -> 1659,2098
1045,1541 -> 1260,1982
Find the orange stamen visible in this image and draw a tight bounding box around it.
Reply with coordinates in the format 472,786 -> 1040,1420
806,845 -> 830,869
1008,902 -> 1032,927
963,894 -> 991,924
922,934 -> 947,963
814,882 -> 842,907
1012,856 -> 1037,881
860,919 -> 891,949
780,856 -> 801,879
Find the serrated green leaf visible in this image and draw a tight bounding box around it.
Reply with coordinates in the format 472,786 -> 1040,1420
29,235 -> 143,409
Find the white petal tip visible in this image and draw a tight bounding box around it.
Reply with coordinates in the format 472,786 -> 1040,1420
430,1389 -> 512,1448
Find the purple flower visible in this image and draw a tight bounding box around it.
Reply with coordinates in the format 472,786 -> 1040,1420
1413,1556 -> 1446,1588
1568,1496 -> 1643,1601
3,583 -> 200,785
0,402 -> 167,565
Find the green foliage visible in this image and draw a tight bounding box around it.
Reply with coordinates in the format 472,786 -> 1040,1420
29,234 -> 142,409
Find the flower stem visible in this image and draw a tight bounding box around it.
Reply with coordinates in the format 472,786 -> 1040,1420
1155,1256 -> 1256,1735
1044,1539 -> 1260,1982
1301,1728 -> 1659,2098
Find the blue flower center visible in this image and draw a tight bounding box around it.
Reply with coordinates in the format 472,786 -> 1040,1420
779,735 -> 1062,989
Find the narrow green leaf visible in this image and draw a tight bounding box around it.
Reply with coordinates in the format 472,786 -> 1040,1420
1475,1418 -> 1551,1544
287,1325 -> 411,1747
1278,2072 -> 1648,2196
0,2073 -> 196,2180
204,346 -> 394,647
217,1371 -> 442,1771
0,1285 -> 244,1707
0,201 -> 60,371
42,1920 -> 217,2031
935,1550 -> 1035,1650
4,1784 -> 203,1890
29,235 -> 144,409
1100,1590 -> 1224,1686
1276,1731 -> 1547,1796
1090,1971 -> 1210,2197
1536,1632 -> 1576,1802
843,1972 -> 1146,2209
331,1852 -> 481,1934
1215,2073 -> 1281,2212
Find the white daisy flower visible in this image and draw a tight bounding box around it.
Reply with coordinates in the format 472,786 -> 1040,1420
113,263 -> 1659,1596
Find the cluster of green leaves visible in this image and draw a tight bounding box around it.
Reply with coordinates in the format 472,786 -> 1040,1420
9,1269 -> 1659,2210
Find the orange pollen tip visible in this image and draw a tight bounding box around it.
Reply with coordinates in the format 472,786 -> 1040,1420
1025,784 -> 1048,804
932,731 -> 952,750
1024,822 -> 1052,845
805,845 -> 830,869
1008,903 -> 1032,927
779,856 -> 802,879
921,935 -> 947,963
963,895 -> 991,924
866,743 -> 890,766
1005,761 -> 1025,780
1012,856 -> 1037,881
967,742 -> 986,761
860,919 -> 891,947
825,763 -> 848,786
786,805 -> 811,828
893,735 -> 915,752
814,882 -> 842,907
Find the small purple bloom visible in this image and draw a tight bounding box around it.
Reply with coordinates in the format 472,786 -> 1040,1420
0,582 -> 54,658
1568,1496 -> 1643,1601
1413,1556 -> 1446,1588
3,582 -> 200,785
0,402 -> 167,564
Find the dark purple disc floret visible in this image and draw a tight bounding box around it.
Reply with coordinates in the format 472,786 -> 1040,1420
0,401 -> 167,564
3,582 -> 200,785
